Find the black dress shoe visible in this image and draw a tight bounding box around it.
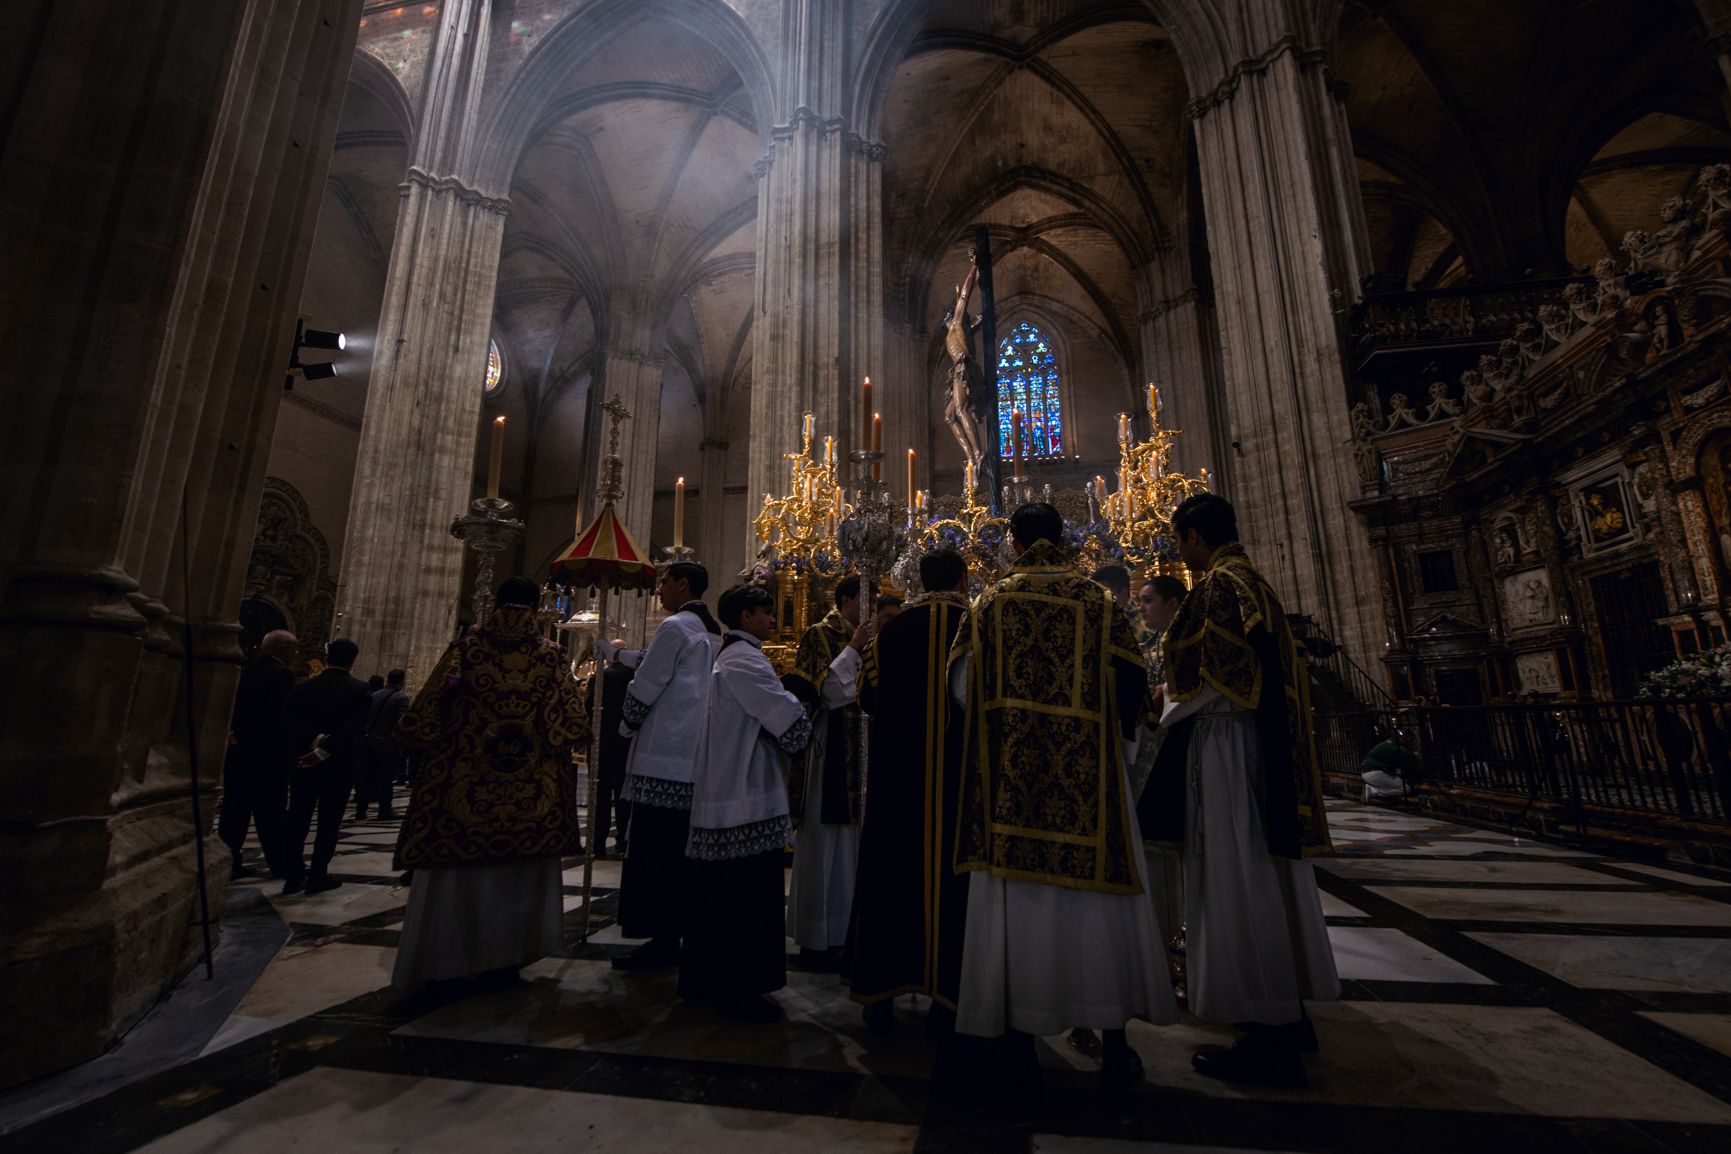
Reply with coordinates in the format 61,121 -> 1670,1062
611,940 -> 680,971
304,876 -> 343,895
1191,1040 -> 1305,1088
280,876 -> 307,896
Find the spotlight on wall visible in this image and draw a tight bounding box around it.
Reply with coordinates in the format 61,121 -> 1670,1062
284,317 -> 345,390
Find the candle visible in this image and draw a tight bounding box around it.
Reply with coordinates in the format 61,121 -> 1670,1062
906,448 -> 916,511
823,435 -> 834,464
673,477 -> 685,547
871,413 -> 883,480
1147,383 -> 1159,418
1118,412 -> 1130,444
487,414 -> 505,499
802,410 -> 815,441
861,377 -> 873,450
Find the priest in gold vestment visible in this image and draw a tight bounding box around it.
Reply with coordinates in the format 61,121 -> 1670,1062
391,577 -> 588,989
1146,493 -> 1339,1088
949,503 -> 1175,1097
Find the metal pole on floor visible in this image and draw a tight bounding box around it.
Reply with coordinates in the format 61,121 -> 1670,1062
179,485 -> 217,980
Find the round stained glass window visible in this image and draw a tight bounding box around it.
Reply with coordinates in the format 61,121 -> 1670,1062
483,339 -> 503,395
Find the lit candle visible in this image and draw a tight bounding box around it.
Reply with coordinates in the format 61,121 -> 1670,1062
906,449 -> 916,511
823,435 -> 834,464
861,376 -> 873,450
674,477 -> 685,547
487,414 -> 505,499
802,410 -> 815,441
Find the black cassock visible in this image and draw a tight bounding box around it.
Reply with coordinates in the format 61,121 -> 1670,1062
845,593 -> 970,1008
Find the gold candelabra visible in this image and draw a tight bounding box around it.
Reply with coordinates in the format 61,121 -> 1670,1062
1098,385 -> 1211,573
752,411 -> 848,574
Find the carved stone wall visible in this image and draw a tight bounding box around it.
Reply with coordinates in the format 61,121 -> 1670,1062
242,478 -> 338,666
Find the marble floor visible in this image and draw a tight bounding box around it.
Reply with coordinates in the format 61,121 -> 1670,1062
4,796 -> 1731,1153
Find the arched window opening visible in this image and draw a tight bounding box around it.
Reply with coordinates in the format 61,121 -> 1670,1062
483,338 -> 504,396
995,322 -> 1064,459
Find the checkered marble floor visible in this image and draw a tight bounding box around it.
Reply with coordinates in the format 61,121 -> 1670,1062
5,795 -> 1731,1153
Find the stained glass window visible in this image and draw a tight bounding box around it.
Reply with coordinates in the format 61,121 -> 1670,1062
995,322 -> 1064,458
483,339 -> 503,395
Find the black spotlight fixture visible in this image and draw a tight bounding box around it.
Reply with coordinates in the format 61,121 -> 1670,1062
285,317 -> 346,390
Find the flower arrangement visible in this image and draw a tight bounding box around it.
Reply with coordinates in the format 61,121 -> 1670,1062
1637,642 -> 1731,700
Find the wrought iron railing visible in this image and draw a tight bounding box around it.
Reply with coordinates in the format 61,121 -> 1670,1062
1314,700 -> 1731,833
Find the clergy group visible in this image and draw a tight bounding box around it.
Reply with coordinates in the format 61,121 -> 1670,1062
386,492 -> 1340,1096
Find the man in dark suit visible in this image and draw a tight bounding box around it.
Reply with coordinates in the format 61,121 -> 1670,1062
356,667 -> 410,820
221,629 -> 301,880
285,637 -> 372,894
596,643 -> 635,858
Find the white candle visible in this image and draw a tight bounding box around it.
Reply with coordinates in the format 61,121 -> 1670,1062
673,476 -> 685,548
487,415 -> 505,499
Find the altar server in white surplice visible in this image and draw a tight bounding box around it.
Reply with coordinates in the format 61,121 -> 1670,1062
606,562 -> 722,973
1144,493 -> 1340,1090
680,583 -> 812,1021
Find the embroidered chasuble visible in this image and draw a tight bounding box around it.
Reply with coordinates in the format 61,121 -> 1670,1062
395,605 -> 588,869
782,608 -> 862,825
1151,541 -> 1331,857
849,592 -> 970,1007
952,540 -> 1146,894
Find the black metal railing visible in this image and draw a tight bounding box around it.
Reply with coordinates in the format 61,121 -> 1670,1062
1315,699 -> 1731,831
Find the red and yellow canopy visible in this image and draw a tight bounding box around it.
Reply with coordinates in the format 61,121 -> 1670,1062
553,501 -> 656,590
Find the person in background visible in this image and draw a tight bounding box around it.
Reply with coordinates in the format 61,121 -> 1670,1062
1361,714 -> 1419,802
356,668 -> 409,820
221,629 -> 302,883
596,641 -> 635,858
284,638 -> 372,894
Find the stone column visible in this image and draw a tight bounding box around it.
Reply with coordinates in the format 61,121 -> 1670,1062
1139,258 -> 1231,484
1181,21 -> 1383,662
336,0 -> 508,683
697,381 -> 731,578
748,0 -> 886,551
0,0 -> 356,1089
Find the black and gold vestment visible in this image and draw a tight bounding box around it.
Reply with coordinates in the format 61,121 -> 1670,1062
395,605 -> 588,869
782,608 -> 862,826
951,539 -> 1147,895
848,591 -> 970,1008
1149,541 -> 1331,857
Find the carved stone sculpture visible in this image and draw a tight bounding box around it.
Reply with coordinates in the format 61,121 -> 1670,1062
1385,392 -> 1421,430
1651,196 -> 1699,279
1460,369 -> 1494,408
1350,399 -> 1381,440
1593,257 -> 1626,313
1424,380 -> 1462,422
1537,301 -> 1574,346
